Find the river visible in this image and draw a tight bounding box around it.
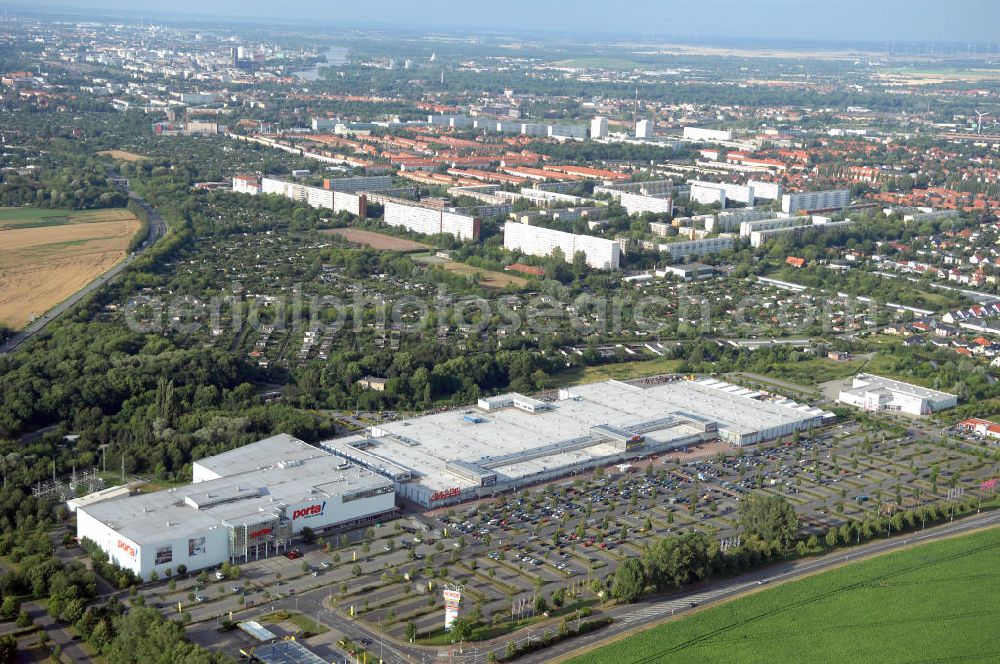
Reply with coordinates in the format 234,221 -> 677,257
293,46 -> 349,81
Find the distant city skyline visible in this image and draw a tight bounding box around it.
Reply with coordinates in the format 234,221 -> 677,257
12,0 -> 1000,44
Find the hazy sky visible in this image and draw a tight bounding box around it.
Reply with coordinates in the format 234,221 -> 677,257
17,0 -> 1000,43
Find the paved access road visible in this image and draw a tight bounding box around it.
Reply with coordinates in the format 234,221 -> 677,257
0,186 -> 167,354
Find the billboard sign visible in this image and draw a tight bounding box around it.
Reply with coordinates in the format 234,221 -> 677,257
154,545 -> 173,565
443,588 -> 462,630
188,537 -> 206,556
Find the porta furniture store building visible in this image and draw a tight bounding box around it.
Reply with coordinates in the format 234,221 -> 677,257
76,434 -> 395,580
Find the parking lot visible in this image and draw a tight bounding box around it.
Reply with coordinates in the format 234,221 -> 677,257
133,418 -> 998,656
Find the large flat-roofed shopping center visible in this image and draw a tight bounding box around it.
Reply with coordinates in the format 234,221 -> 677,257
323,377 -> 834,508
76,435 -> 395,580
75,378 -> 833,578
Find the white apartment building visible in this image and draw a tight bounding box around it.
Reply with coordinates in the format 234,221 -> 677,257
747,179 -> 783,200
689,183 -> 728,207
739,217 -> 804,238
549,124 -> 588,139
232,174 -> 261,195
384,201 -> 480,241
590,116 -> 608,139
690,180 -> 755,205
659,236 -> 735,262
749,219 -> 854,248
595,180 -> 675,198
258,177 -> 367,216
324,175 -> 393,193
710,209 -> 780,232
781,189 -> 850,214
503,221 -> 620,270
616,191 -> 674,216
649,222 -> 672,237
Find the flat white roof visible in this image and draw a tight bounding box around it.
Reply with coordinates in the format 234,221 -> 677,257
326,378 -> 829,493
844,373 -> 956,401
81,437 -> 393,545
192,433 -> 322,478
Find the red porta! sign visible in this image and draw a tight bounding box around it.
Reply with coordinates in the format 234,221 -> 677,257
431,487 -> 461,501
117,539 -> 136,557
292,501 -> 325,520
249,527 -> 272,538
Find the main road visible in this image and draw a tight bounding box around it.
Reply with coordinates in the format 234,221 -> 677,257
0,181 -> 167,354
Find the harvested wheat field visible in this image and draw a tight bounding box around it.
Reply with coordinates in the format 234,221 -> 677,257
0,208 -> 140,328
97,149 -> 148,162
323,227 -> 431,252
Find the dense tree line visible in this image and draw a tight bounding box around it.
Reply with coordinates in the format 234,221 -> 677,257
0,152 -> 127,209
71,600 -> 230,664
610,525 -> 788,604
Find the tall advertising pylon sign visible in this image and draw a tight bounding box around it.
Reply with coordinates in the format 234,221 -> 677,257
443,587 -> 462,630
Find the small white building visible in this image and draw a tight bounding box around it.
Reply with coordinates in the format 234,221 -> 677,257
837,374 -> 957,416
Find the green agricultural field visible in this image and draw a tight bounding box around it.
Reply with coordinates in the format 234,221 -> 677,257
568,526 -> 1000,664
0,206 -> 129,229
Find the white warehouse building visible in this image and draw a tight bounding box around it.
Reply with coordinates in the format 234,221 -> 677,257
837,374 -> 957,416
75,435 -> 395,580
503,221 -> 620,270
321,378 -> 833,508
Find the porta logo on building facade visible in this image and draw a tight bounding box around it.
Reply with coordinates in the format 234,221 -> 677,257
291,501 -> 326,520
117,539 -> 137,557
